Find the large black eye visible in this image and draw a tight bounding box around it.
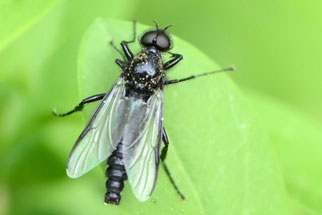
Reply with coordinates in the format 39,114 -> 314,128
155,33 -> 170,51
141,31 -> 157,46
141,30 -> 171,51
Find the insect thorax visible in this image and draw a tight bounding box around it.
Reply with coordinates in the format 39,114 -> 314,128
125,47 -> 164,97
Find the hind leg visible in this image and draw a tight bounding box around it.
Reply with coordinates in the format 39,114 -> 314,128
161,127 -> 185,200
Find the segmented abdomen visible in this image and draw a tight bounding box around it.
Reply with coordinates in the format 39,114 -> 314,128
105,142 -> 127,205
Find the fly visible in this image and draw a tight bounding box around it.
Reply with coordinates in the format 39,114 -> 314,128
53,20 -> 235,205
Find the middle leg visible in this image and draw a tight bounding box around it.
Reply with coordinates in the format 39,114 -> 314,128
53,93 -> 105,117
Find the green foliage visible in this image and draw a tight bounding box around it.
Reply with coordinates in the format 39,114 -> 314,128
0,0 -> 58,52
0,0 -> 321,215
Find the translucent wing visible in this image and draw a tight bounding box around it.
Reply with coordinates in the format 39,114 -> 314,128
119,90 -> 164,201
67,78 -> 126,178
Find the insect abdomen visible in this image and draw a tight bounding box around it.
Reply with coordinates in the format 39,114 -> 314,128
105,142 -> 127,205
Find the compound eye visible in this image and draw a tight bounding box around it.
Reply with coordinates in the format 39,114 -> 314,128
141,31 -> 171,51
156,33 -> 170,51
141,31 -> 157,46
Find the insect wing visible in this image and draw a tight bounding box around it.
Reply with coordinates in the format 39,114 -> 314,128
67,78 -> 126,178
121,90 -> 164,201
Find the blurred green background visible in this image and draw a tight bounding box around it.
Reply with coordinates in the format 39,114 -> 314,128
1,0 -> 322,214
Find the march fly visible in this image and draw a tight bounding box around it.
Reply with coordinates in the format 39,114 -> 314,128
53,20 -> 235,205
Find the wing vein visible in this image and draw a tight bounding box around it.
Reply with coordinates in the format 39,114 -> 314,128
66,78 -> 126,178
122,90 -> 164,201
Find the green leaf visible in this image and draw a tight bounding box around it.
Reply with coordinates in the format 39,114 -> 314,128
288,198 -> 320,215
0,0 -> 58,53
248,91 -> 322,214
77,19 -> 289,214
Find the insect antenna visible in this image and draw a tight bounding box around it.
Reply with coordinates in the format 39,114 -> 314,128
152,20 -> 162,44
153,20 -> 160,30
164,24 -> 173,32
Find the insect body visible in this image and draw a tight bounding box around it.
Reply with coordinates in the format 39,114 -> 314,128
54,21 -> 234,205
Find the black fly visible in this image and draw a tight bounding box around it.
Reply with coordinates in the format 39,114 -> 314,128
53,21 -> 235,205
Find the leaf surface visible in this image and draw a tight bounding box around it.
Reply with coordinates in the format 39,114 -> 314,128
248,91 -> 322,215
78,19 -> 289,215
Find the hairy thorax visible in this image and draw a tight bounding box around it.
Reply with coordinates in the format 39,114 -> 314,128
125,48 -> 164,96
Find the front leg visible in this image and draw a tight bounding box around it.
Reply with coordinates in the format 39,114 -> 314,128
163,53 -> 183,70
114,36 -> 135,68
53,93 -> 105,117
121,41 -> 134,61
110,21 -> 137,62
165,66 -> 235,85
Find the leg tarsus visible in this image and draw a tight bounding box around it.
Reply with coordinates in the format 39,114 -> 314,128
127,20 -> 137,43
161,160 -> 186,200
53,93 -> 105,117
161,127 -> 185,200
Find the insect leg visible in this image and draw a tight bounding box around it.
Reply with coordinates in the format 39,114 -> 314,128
120,20 -> 137,61
115,59 -> 127,70
110,40 -> 125,58
165,65 -> 236,85
120,41 -> 133,61
163,53 -> 183,70
53,93 -> 105,117
125,20 -> 137,44
161,127 -> 185,200
110,40 -> 129,69
160,128 -> 169,161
